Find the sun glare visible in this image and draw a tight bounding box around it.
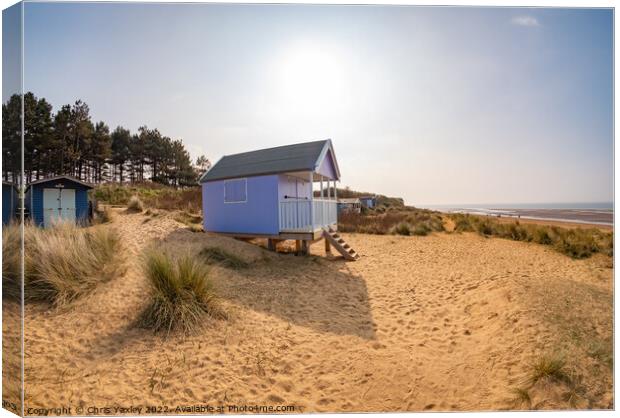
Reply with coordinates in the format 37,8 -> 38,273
275,43 -> 348,112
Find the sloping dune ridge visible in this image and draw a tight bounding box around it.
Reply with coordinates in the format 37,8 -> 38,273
6,209 -> 612,413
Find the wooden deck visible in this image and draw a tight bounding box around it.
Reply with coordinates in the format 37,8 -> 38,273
209,228 -> 327,242
207,225 -> 359,261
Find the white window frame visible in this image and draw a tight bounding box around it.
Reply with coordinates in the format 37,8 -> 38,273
224,178 -> 248,204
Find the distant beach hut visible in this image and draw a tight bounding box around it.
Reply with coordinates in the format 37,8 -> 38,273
338,198 -> 362,214
358,195 -> 377,209
200,139 -> 359,259
25,175 -> 93,227
2,181 -> 18,225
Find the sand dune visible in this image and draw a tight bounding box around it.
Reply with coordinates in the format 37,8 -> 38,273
13,209 -> 613,412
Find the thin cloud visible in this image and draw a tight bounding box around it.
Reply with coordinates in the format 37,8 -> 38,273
511,16 -> 541,27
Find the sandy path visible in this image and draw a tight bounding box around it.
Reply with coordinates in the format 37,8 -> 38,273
20,212 -> 613,412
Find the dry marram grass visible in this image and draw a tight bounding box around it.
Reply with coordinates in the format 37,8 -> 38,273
138,248 -> 227,335
126,195 -> 145,213
2,222 -> 126,305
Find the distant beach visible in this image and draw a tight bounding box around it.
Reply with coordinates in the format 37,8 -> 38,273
423,203 -> 613,227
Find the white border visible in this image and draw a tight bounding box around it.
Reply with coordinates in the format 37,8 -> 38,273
0,2 -> 616,418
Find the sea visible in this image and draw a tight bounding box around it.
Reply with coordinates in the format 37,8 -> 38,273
420,202 -> 614,226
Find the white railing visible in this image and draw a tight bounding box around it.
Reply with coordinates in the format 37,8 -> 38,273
279,198 -> 337,232
313,199 -> 337,229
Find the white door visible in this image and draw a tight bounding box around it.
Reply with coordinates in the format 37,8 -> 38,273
60,189 -> 76,222
43,188 -> 61,227
43,188 -> 76,226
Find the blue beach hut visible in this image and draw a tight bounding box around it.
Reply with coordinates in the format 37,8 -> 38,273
200,139 -> 358,259
25,176 -> 93,227
2,181 -> 18,225
359,196 -> 377,209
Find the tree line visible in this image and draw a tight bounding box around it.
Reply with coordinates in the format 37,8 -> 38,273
2,92 -> 211,186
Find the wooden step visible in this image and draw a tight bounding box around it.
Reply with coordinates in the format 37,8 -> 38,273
323,228 -> 359,261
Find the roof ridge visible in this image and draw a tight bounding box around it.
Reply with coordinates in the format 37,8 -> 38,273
201,139 -> 336,183
221,139 -> 329,159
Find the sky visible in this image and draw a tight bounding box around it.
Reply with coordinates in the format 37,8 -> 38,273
4,2 -> 614,206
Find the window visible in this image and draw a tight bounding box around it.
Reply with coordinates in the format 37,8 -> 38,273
224,178 -> 247,203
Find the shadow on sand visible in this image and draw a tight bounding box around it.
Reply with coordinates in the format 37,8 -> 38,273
208,242 -> 377,341
160,227 -> 376,340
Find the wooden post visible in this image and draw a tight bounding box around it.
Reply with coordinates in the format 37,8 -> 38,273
295,240 -> 301,255
324,236 -> 331,253
301,240 -> 309,255
267,239 -> 276,252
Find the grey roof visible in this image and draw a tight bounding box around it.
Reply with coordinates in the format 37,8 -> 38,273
201,139 -> 339,182
26,175 -> 93,190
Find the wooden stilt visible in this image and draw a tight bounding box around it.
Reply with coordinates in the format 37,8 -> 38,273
267,239 -> 276,252
324,237 -> 331,253
295,240 -> 302,256
301,240 -> 309,255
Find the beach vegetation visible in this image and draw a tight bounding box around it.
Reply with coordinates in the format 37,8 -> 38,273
554,228 -> 599,259
587,339 -> 613,370
174,210 -> 203,226
449,214 -> 612,259
1,224 -> 22,300
95,183 -> 201,213
126,195 -> 144,212
510,387 -> 532,409
2,223 -> 125,305
187,224 -> 204,233
528,355 -> 570,386
200,247 -> 249,269
510,354 -> 591,409
453,214 -> 476,232
339,209 -> 444,236
97,206 -> 115,224
139,249 -> 227,334
391,222 -> 412,236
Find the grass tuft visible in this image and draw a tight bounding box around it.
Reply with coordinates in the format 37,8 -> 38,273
139,249 -> 227,334
2,224 -> 22,300
2,223 -> 125,305
126,195 -> 144,213
98,207 -> 115,223
390,222 -> 412,236
174,210 -> 202,225
510,387 -> 532,409
528,355 -> 571,386
187,224 -> 203,233
199,247 -> 249,269
554,229 -> 599,259
587,339 -> 613,370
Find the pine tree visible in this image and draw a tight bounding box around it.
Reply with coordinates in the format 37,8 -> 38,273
2,93 -> 202,187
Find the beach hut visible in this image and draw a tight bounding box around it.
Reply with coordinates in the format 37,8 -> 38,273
2,181 -> 18,225
337,198 -> 362,214
200,139 -> 358,259
25,175 -> 93,227
358,195 -> 377,209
